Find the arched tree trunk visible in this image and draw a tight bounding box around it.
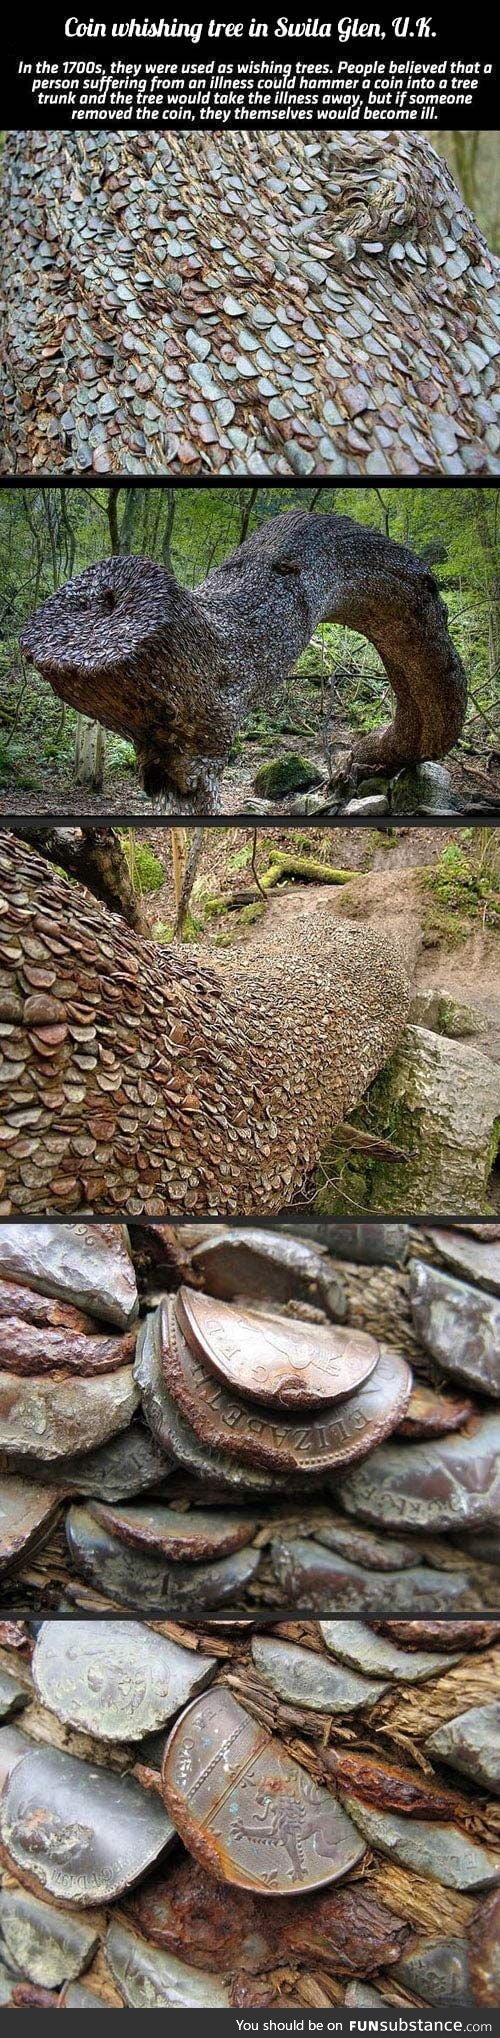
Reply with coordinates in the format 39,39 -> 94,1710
21,511 -> 467,811
0,833 -> 411,1219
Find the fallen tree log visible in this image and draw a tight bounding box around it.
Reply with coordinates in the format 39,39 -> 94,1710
20,510 -> 467,811
0,832 -> 410,1218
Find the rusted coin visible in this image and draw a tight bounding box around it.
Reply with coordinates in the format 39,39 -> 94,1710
175,1285 -> 379,1410
126,1850 -> 410,1978
0,1473 -> 62,1574
398,1381 -> 476,1440
0,1319 -> 136,1376
161,1304 -> 411,1475
0,1277 -> 100,1335
32,1619 -> 216,1742
65,1504 -> 260,1615
270,1539 -> 475,1613
0,1365 -> 139,1460
467,1891 -> 500,2006
135,1310 -> 304,1496
339,1413 -> 500,1533
0,1222 -> 138,1328
162,1687 -> 364,1894
89,1500 -> 259,1562
0,1741 -> 175,1904
374,1621 -> 500,1651
410,1260 -> 500,1399
188,1229 -> 347,1318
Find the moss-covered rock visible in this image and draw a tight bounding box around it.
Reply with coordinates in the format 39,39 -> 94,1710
254,755 -> 323,799
316,1023 -> 500,1217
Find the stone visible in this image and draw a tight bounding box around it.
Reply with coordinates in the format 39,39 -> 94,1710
339,1413 -> 500,1534
391,761 -> 462,813
320,1620 -> 462,1683
32,1619 -> 217,1742
344,795 -> 389,815
0,1887 -> 99,1989
89,1500 -> 257,1562
427,1703 -> 500,1792
0,1222 -> 138,1327
410,1259 -> 500,1397
251,1636 -> 388,1711
0,1473 -> 62,1574
0,1364 -> 139,1460
161,1688 -> 365,1894
343,1797 -> 500,1891
106,1920 -> 230,2008
65,1504 -> 260,1614
175,1283 -> 378,1408
0,1741 -> 175,1903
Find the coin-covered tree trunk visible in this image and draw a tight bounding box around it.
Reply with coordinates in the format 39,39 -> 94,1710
21,511 -> 467,811
0,832 -> 411,1217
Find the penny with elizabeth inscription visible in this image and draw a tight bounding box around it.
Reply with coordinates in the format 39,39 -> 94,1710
0,1741 -> 175,1904
161,1687 -> 365,1895
175,1286 -> 379,1410
134,1310 -> 303,1495
32,1619 -> 217,1742
161,1303 -> 412,1475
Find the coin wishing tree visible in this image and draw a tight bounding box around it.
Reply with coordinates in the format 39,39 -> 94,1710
0,830 -> 410,1217
21,510 -> 467,811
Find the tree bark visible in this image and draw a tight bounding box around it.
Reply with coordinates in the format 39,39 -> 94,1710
0,831 -> 411,1219
13,826 -> 148,935
21,510 -> 467,812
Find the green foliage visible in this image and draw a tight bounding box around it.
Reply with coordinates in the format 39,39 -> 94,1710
120,835 -> 164,895
254,755 -> 321,798
423,836 -> 500,927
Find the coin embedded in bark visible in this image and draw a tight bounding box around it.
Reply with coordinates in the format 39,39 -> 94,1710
0,1474 -> 62,1573
162,1688 -> 365,1894
0,1668 -> 27,1720
343,1797 -> 500,1892
320,1620 -> 462,1682
398,1380 -> 476,1440
66,1505 -> 260,1615
468,1890 -> 500,2006
0,1222 -> 138,1327
135,1311 -> 302,1496
0,1319 -> 136,1377
126,1851 -> 410,1977
339,1414 -> 500,1532
175,1286 -> 377,1409
161,1303 -> 411,1474
251,1637 -> 388,1711
410,1261 -> 500,1399
0,1742 -> 175,1903
271,1540 -> 474,1613
189,1229 -> 347,1317
315,1520 -> 420,1570
11,1421 -> 173,1501
0,1886 -> 99,1988
426,1230 -> 500,1299
32,1619 -> 217,1743
374,1621 -> 500,1651
59,1981 -> 112,2009
0,1365 -> 139,1461
427,1704 -> 500,1792
393,1936 -> 472,2006
0,1277 -> 101,1335
106,1919 -> 230,2009
90,1500 -> 258,1562
0,1724 -> 32,1791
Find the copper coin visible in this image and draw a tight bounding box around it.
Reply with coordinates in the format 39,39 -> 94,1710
161,1304 -> 412,1475
32,1619 -> 216,1743
135,1309 -> 306,1496
176,1286 -> 379,1410
161,1687 -> 365,1895
90,1500 -> 259,1563
0,1741 -> 175,1904
0,1474 -> 62,1575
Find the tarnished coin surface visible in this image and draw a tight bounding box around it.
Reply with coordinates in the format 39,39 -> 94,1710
0,1364 -> 139,1460
320,1620 -> 463,1682
66,1504 -> 260,1615
427,1703 -> 500,1792
0,1669 -> 27,1721
162,1304 -> 411,1474
0,1222 -> 138,1327
339,1413 -> 500,1533
251,1636 -> 388,1711
468,1891 -> 500,2006
426,1230 -> 500,1299
0,1319 -> 136,1377
135,1310 -> 303,1496
106,1918 -> 230,2009
175,1285 -> 379,1409
32,1619 -> 217,1742
343,1796 -> 500,1892
189,1228 -> 347,1318
0,1741 -> 175,1903
270,1539 -> 474,1614
90,1500 -> 258,1562
0,1474 -> 62,1574
0,1885 -> 99,1989
410,1260 -> 500,1399
161,1687 -> 365,1894
398,1380 -> 476,1439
